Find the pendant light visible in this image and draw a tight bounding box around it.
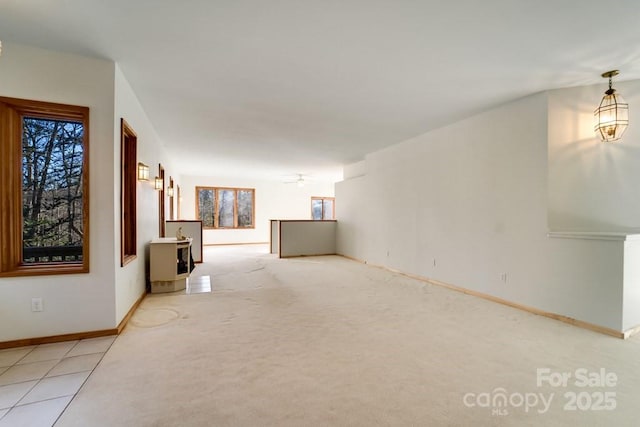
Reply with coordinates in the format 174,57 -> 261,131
594,70 -> 628,142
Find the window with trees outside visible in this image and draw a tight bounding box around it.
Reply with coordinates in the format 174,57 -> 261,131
0,96 -> 90,276
196,186 -> 255,229
311,197 -> 335,220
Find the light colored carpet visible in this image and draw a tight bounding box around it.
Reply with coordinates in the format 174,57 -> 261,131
56,245 -> 640,426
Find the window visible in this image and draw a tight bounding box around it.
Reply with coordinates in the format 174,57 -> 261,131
311,197 -> 335,220
158,164 -> 165,237
177,185 -> 182,219
0,96 -> 89,276
168,176 -> 175,220
196,187 -> 255,229
121,119 -> 137,266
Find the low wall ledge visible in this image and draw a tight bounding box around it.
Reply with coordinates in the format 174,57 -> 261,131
547,231 -> 640,241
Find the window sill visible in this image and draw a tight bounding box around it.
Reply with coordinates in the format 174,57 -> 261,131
121,254 -> 137,267
0,263 -> 89,278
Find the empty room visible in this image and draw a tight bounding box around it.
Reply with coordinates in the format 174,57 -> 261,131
1,1 -> 640,426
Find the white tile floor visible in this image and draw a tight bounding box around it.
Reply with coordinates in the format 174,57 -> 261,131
0,336 -> 115,427
186,275 -> 211,294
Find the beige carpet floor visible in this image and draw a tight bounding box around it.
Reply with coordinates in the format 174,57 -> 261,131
56,245 -> 640,426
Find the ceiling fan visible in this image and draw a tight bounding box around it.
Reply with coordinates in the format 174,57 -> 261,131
283,174 -> 311,187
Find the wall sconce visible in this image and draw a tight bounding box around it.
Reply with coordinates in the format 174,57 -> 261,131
137,163 -> 150,181
167,186 -> 174,197
594,70 -> 629,142
154,177 -> 163,190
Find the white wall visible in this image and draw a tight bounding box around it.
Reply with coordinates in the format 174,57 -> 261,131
623,237 -> 640,330
0,43 -> 117,341
548,80 -> 640,232
546,79 -> 640,331
336,92 -> 629,332
279,221 -> 336,257
180,175 -> 334,245
344,160 -> 366,179
113,64 -> 174,324
335,175 -> 369,258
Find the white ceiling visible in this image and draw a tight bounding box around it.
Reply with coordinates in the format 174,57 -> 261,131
2,0 -> 640,182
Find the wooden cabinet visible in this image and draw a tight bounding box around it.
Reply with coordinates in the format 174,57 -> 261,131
149,237 -> 192,293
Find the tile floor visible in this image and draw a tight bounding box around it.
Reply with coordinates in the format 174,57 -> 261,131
0,336 -> 115,426
186,275 -> 211,294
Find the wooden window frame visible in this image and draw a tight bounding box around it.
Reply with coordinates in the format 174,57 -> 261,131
168,176 -> 175,220
0,96 -> 90,277
120,119 -> 137,267
311,197 -> 335,220
158,164 -> 165,237
177,185 -> 181,220
196,186 -> 255,229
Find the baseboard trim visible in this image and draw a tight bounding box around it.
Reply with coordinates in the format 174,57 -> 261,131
0,291 -> 147,350
340,254 -> 365,263
117,291 -> 146,333
0,329 -> 118,350
280,253 -> 337,259
338,254 -> 626,339
203,242 -> 269,246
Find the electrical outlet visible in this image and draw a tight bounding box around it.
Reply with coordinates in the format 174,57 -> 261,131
31,297 -> 43,312
500,273 -> 507,283
433,258 -> 436,267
